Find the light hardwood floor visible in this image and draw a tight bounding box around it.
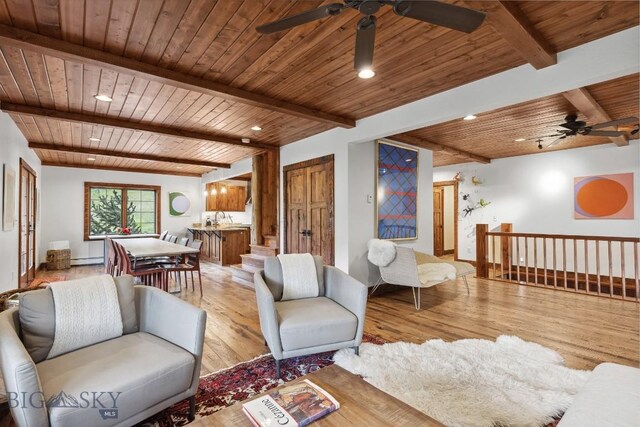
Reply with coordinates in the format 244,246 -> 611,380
46,260 -> 639,374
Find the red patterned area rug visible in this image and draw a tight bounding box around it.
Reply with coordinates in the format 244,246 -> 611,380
138,334 -> 386,426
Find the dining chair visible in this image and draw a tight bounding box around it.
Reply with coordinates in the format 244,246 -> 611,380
159,230 -> 168,240
163,240 -> 203,297
104,237 -> 118,276
167,235 -> 178,244
179,237 -> 190,246
113,241 -> 168,291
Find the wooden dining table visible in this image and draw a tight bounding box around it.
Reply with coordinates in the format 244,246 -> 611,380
113,237 -> 200,270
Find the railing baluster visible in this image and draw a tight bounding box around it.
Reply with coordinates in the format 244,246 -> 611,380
635,242 -> 639,302
516,236 -> 521,283
621,241 -> 626,300
525,237 -> 529,284
500,235 -> 504,280
584,239 -> 589,294
492,235 -> 497,279
543,238 -> 547,286
553,237 -> 557,288
562,238 -> 567,289
596,240 -> 601,296
608,240 -> 613,297
574,239 -> 578,293
533,237 -> 538,286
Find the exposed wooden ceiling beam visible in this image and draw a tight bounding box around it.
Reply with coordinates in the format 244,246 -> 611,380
469,1 -> 556,69
0,24 -> 355,129
1,103 -> 277,151
29,142 -> 229,169
389,134 -> 491,164
41,161 -> 202,178
562,88 -> 629,147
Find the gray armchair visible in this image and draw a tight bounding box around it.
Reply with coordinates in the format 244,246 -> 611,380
0,279 -> 206,427
254,256 -> 368,378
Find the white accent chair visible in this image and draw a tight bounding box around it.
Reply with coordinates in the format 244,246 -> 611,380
371,247 -> 474,310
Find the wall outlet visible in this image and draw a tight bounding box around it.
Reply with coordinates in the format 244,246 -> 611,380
519,257 -> 524,264
492,216 -> 497,222
366,194 -> 373,204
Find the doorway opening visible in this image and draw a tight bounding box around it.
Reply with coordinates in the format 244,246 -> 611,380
433,180 -> 458,259
19,159 -> 37,287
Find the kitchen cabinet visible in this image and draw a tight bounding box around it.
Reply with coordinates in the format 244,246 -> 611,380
188,226 -> 250,266
206,183 -> 247,212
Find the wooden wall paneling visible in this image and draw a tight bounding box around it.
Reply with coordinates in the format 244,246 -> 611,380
261,150 -> 279,241
251,153 -> 263,246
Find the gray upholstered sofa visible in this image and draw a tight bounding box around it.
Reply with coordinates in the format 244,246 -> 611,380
255,256 -> 368,378
0,276 -> 206,427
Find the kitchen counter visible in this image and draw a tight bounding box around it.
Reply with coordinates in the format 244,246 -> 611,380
187,225 -> 250,266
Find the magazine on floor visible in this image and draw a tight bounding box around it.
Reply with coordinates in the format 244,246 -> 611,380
242,379 -> 340,427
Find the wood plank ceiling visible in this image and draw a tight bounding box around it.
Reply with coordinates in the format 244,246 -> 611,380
406,73 -> 639,167
0,1 -> 636,176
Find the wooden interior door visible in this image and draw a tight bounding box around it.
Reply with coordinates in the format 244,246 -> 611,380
286,168 -> 308,255
433,186 -> 444,257
285,156 -> 334,265
19,159 -> 37,287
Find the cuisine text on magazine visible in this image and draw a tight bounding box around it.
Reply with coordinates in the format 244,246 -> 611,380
242,379 -> 340,426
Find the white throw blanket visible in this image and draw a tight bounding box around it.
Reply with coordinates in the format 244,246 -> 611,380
277,253 -> 319,300
367,239 -> 397,267
417,262 -> 456,284
48,275 -> 123,359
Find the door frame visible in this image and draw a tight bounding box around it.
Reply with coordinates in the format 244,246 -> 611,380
433,180 -> 458,259
283,154 -> 335,265
18,158 -> 37,288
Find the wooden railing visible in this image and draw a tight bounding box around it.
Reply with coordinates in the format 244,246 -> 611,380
476,224 -> 640,302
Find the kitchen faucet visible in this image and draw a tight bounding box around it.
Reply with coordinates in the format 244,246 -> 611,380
214,211 -> 226,224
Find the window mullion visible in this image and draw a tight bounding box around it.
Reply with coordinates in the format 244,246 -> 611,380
122,189 -> 127,229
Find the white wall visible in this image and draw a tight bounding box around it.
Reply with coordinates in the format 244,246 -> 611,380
348,140 -> 434,285
0,113 -> 41,291
41,166 -> 202,265
443,185 -> 454,252
433,142 -> 640,269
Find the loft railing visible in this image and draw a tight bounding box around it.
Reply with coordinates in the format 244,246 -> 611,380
476,223 -> 639,302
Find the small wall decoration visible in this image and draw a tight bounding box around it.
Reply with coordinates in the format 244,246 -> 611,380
169,192 -> 191,216
3,164 -> 16,231
574,173 -> 633,219
376,140 -> 418,240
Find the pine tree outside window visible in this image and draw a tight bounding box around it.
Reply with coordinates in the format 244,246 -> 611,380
84,182 -> 161,240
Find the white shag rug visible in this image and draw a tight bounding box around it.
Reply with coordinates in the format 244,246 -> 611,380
334,336 -> 590,427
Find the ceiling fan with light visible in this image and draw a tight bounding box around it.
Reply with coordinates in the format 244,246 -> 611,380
523,114 -> 639,149
255,1 -> 486,79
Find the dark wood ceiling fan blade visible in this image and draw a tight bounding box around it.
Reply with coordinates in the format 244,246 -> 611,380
256,3 -> 344,34
393,0 -> 486,33
589,116 -> 639,130
354,16 -> 377,72
586,130 -> 625,137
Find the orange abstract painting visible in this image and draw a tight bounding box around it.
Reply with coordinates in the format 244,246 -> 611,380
574,173 -> 634,219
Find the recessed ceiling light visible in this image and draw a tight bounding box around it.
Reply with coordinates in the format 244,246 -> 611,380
88,137 -> 101,142
357,68 -> 375,79
87,157 -> 96,161
251,125 -> 262,131
176,166 -> 183,169
514,138 -> 526,142
463,114 -> 477,121
94,94 -> 113,102
241,138 -> 251,144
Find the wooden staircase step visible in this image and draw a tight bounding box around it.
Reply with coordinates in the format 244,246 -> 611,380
262,235 -> 279,249
241,254 -> 266,269
250,244 -> 278,257
229,264 -> 254,286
